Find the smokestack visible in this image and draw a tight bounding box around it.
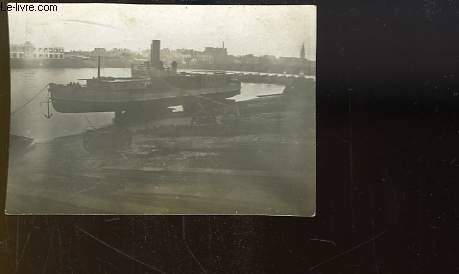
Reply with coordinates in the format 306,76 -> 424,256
150,40 -> 161,69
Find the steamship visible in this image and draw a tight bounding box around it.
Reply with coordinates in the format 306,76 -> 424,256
48,40 -> 241,116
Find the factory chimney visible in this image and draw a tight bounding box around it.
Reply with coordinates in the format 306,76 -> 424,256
150,40 -> 161,69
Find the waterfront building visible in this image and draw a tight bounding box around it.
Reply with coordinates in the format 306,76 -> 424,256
203,44 -> 228,65
10,41 -> 64,59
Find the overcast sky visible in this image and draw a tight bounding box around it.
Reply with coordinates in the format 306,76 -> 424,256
9,4 -> 316,59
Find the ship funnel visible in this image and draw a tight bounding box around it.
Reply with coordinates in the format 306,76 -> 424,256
150,40 -> 161,69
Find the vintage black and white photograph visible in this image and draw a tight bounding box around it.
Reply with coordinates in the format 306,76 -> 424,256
6,4 -> 316,215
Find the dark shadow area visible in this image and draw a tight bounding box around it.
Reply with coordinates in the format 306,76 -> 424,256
1,0 -> 459,273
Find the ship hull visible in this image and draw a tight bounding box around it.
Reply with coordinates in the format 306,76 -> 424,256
50,84 -> 240,113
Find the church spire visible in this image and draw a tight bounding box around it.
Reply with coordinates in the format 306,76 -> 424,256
300,43 -> 306,59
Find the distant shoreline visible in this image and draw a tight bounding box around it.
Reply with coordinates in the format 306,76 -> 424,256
10,56 -> 316,75
10,63 -> 316,76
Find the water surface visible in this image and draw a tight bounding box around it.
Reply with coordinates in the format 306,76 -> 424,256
10,68 -> 284,140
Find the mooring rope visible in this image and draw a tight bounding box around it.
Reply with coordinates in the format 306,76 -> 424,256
10,83 -> 50,116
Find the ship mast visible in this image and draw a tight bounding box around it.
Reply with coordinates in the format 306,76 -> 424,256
94,47 -> 104,79
97,54 -> 101,79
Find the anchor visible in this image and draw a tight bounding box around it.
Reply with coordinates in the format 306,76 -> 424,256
40,95 -> 53,119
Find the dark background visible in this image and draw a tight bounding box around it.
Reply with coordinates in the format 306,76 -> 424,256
1,1 -> 459,273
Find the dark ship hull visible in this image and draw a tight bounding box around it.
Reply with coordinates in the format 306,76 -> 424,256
49,76 -> 241,114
